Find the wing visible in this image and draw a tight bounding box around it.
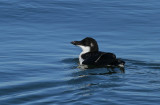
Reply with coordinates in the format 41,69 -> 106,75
81,52 -> 100,65
94,53 -> 116,65
82,52 -> 116,65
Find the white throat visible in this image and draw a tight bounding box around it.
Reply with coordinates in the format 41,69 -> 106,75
78,45 -> 90,54
78,45 -> 90,65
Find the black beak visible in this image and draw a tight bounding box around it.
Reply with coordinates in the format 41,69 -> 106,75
71,41 -> 76,45
71,41 -> 81,45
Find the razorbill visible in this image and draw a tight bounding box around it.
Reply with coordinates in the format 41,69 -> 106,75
71,37 -> 125,68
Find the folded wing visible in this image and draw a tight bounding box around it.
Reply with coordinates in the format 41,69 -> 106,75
82,52 -> 116,65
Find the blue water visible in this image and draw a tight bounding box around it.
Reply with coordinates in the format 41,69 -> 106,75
0,0 -> 160,105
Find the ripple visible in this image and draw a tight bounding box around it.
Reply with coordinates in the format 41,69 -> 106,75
1,0 -> 160,104
124,58 -> 160,70
61,58 -> 78,64
0,79 -> 66,102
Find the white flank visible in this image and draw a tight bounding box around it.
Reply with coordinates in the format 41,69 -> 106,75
118,64 -> 124,68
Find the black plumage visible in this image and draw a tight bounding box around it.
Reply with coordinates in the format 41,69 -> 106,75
81,51 -> 116,65
71,37 -> 125,67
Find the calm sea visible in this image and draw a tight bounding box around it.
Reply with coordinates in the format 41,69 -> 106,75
0,0 -> 160,105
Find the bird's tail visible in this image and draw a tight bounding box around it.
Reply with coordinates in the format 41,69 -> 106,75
114,59 -> 125,67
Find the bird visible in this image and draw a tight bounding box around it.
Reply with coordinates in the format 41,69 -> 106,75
71,37 -> 125,68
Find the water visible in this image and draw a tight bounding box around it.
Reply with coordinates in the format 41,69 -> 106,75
0,0 -> 160,105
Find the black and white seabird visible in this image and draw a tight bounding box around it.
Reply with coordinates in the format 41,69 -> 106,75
71,37 -> 125,68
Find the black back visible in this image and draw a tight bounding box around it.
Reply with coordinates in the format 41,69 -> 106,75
81,51 -> 116,66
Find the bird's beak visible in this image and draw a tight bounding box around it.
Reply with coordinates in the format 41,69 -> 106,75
71,41 -> 81,45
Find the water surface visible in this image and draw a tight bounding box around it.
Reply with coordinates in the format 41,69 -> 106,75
0,0 -> 160,105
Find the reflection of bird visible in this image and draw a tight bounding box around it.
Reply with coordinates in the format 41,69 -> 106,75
71,37 -> 125,68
